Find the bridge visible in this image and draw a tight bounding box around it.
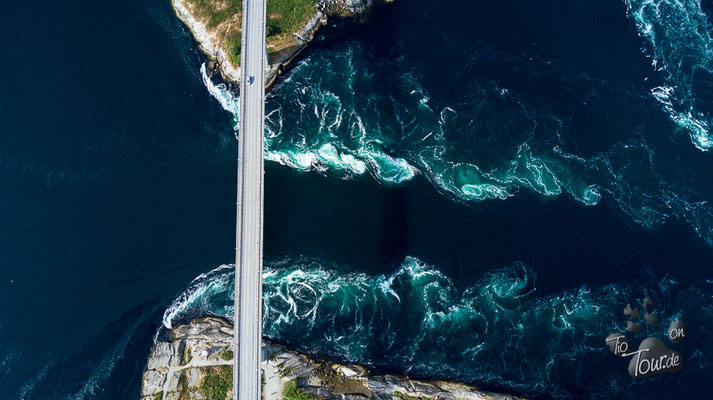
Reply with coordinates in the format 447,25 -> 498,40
233,0 -> 266,398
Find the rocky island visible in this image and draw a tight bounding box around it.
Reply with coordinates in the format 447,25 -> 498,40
159,3 -> 525,400
140,317 -> 523,400
173,0 -> 390,86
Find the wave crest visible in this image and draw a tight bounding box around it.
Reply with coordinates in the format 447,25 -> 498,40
625,0 -> 713,150
201,32 -> 713,245
161,256 -> 713,398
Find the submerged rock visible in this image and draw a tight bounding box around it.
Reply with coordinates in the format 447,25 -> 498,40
140,317 -> 525,400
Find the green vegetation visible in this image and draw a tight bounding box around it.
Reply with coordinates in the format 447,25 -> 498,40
179,372 -> 189,393
266,0 -> 317,37
184,0 -> 318,66
226,33 -> 242,66
219,346 -> 234,361
176,371 -> 198,400
392,391 -> 433,400
265,0 -> 318,53
261,371 -> 266,399
186,0 -> 243,28
179,345 -> 192,366
153,391 -> 163,400
315,363 -> 369,395
186,0 -> 316,31
200,365 -> 233,400
283,380 -> 317,400
278,365 -> 296,378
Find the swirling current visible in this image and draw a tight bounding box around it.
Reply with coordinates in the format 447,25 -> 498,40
625,0 -> 713,150
202,0 -> 713,245
163,257 -> 713,399
7,0 -> 713,399
188,1 -> 713,397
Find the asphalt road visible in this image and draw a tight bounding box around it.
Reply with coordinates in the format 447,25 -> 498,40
233,0 -> 266,398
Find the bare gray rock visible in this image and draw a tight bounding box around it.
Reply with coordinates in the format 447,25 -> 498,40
141,317 -> 524,400
174,0 -> 393,89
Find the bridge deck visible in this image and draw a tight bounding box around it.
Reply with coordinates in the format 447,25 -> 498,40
233,0 -> 266,399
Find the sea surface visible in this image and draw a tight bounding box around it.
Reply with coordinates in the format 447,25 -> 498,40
1,0 -> 713,399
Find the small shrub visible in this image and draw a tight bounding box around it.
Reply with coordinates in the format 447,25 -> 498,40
283,380 -> 317,400
200,365 -> 233,400
180,346 -> 192,366
219,346 -> 234,361
267,22 -> 282,37
393,391 -> 431,400
179,372 -> 189,392
226,33 -> 242,65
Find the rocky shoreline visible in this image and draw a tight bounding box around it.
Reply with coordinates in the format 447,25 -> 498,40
140,317 -> 524,400
172,0 -> 392,88
161,4 -> 527,399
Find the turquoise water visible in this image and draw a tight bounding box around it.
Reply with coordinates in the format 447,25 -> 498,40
3,0 -> 713,399
192,0 -> 713,397
206,0 -> 713,245
163,256 -> 713,398
625,0 -> 713,150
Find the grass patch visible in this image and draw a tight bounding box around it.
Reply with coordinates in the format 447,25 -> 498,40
200,365 -> 233,400
219,346 -> 234,361
283,380 -> 317,400
186,0 -> 315,30
179,345 -> 192,366
179,372 -> 189,393
185,0 -> 243,28
153,392 -> 163,400
175,371 -> 194,400
266,0 -> 318,49
184,0 -> 318,66
266,0 -> 317,35
225,32 -> 242,65
278,365 -> 296,378
393,391 -> 432,400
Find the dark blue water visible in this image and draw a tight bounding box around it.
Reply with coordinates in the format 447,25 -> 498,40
2,0 -> 713,399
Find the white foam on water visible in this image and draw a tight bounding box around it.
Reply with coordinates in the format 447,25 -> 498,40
201,63 -> 239,116
19,363 -> 48,400
162,263 -> 234,329
200,31 -> 713,244
160,255 -> 713,398
624,0 -> 713,150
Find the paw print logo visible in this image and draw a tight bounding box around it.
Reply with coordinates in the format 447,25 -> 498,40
605,297 -> 686,379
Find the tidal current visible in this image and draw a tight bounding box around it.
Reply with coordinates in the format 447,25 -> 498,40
2,0 -> 713,399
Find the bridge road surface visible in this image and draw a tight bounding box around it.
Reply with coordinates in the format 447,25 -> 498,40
233,0 -> 266,398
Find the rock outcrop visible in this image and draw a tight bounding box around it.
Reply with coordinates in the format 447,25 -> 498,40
140,317 -> 525,400
172,0 -> 392,88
